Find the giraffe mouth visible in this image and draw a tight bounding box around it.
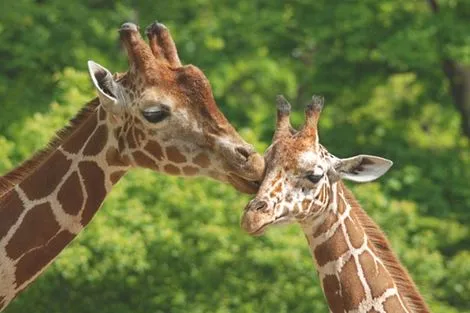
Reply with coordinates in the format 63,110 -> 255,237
246,223 -> 270,236
247,213 -> 292,236
227,174 -> 261,194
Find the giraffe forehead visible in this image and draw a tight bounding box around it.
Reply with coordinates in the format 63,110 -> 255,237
120,69 -> 176,103
136,89 -> 175,108
297,150 -> 320,168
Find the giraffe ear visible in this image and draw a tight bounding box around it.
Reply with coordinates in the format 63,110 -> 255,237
332,155 -> 393,183
87,60 -> 122,114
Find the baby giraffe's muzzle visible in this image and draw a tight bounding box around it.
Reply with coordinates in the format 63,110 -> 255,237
240,198 -> 274,236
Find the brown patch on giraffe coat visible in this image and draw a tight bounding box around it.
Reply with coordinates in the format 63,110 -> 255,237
78,162 -> 107,225
114,126 -> 122,139
273,182 -> 282,193
322,275 -> 344,313
321,184 -> 329,203
166,146 -> 187,163
122,120 -> 129,133
132,129 -> 140,148
133,151 -> 157,170
57,172 -> 84,215
97,106 -> 106,121
20,151 -> 72,200
193,153 -> 210,168
182,166 -> 199,176
121,154 -> 131,165
360,251 -> 395,298
269,182 -> 282,198
83,125 -> 108,156
117,137 -> 125,155
126,129 -> 137,149
314,226 -> 349,267
110,171 -> 127,185
134,127 -> 145,146
62,110 -> 98,154
145,141 -> 164,161
164,164 -> 181,175
339,256 -> 366,310
366,309 -> 380,313
106,147 -> 128,167
337,196 -> 346,214
383,295 -> 406,312
5,203 -> 60,260
313,211 -> 339,238
345,217 -> 365,249
0,190 -> 24,239
291,203 -> 300,215
15,230 -> 75,287
302,199 -> 311,210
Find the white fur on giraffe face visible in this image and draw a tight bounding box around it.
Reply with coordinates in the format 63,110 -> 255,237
312,165 -> 325,177
298,150 -> 330,175
298,150 -> 318,169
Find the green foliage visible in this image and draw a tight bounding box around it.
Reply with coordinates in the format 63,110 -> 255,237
1,1 -> 469,312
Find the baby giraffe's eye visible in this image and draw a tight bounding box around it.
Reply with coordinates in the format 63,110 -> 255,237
142,106 -> 170,123
306,172 -> 324,184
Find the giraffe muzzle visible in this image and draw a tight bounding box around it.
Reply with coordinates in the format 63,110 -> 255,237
240,199 -> 273,236
229,146 -> 265,179
222,143 -> 265,194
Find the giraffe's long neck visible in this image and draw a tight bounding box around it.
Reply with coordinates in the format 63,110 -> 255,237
301,183 -> 429,313
0,101 -> 129,310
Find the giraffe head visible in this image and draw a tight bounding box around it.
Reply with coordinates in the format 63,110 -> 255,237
241,95 -> 393,234
87,22 -> 264,193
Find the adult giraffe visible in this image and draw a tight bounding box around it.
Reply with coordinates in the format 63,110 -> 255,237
0,22 -> 264,310
241,96 -> 430,312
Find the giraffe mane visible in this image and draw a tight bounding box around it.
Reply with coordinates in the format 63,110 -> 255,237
340,182 -> 430,313
0,98 -> 100,197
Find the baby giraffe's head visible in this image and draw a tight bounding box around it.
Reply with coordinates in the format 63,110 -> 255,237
241,95 -> 393,235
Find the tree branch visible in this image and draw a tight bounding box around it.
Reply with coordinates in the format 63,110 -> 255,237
428,0 -> 439,13
442,60 -> 470,137
428,0 -> 470,138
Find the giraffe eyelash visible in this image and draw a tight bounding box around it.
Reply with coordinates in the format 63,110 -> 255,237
306,173 -> 324,184
142,105 -> 171,123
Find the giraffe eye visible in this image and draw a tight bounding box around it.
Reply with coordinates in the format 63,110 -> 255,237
142,106 -> 170,123
306,173 -> 323,184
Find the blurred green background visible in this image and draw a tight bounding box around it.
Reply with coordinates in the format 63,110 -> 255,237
1,0 -> 470,312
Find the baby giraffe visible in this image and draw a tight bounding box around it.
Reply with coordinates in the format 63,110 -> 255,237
241,96 -> 430,313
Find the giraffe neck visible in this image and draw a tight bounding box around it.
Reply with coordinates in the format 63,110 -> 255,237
300,183 -> 429,313
0,100 -> 129,310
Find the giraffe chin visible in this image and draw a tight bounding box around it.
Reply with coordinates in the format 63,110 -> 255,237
227,174 -> 260,194
240,212 -> 273,237
242,214 -> 293,236
246,226 -> 268,237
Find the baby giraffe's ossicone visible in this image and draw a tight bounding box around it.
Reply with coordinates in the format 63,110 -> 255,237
241,96 -> 430,313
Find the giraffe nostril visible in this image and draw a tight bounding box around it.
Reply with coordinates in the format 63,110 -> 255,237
235,146 -> 252,161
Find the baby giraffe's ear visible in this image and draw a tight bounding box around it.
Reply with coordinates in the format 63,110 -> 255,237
331,155 -> 393,183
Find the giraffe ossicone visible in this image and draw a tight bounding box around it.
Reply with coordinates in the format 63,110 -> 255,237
0,21 -> 265,311
241,95 -> 429,313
